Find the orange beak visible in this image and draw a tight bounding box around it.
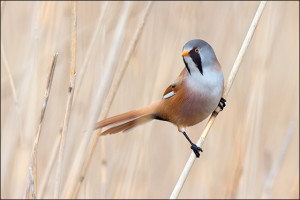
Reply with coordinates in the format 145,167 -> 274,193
181,50 -> 189,57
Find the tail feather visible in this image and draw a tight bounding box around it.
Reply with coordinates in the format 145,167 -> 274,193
100,115 -> 153,135
95,102 -> 160,135
95,110 -> 141,129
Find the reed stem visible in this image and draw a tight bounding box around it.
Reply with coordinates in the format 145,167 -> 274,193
23,53 -> 58,199
170,1 -> 267,198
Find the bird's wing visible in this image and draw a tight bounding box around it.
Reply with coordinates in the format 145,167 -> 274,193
162,69 -> 187,99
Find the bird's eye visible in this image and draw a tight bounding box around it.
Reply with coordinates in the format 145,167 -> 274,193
195,48 -> 199,53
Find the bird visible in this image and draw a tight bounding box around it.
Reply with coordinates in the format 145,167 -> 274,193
95,39 -> 226,157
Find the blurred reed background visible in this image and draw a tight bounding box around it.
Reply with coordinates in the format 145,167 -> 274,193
1,1 -> 299,199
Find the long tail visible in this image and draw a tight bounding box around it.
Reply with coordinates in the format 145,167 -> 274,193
95,102 -> 160,135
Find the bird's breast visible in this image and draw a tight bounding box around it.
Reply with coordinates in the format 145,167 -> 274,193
179,70 -> 224,126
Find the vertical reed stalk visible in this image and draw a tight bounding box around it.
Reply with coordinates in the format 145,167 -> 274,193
72,1 -> 108,103
71,2 -> 153,198
1,42 -> 18,103
225,73 -> 263,198
39,137 -> 60,198
54,1 -> 77,198
23,53 -> 58,199
170,1 -> 267,199
261,122 -> 296,198
61,3 -> 131,197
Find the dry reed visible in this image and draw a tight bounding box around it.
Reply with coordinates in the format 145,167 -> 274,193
54,1 -> 77,198
71,2 -> 153,198
261,122 -> 296,198
62,2 -> 132,197
170,1 -> 267,198
23,53 -> 58,199
1,42 -> 17,103
72,1 -> 108,103
39,137 -> 60,198
1,2 -> 298,199
224,71 -> 264,198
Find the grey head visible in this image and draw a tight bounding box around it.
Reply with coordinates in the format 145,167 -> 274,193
182,39 -> 218,75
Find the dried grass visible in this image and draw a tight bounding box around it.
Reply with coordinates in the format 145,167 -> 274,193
1,1 -> 299,199
55,2 -> 77,198
170,2 -> 267,198
23,53 -> 58,199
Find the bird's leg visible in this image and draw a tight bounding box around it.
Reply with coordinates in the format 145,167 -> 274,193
181,130 -> 203,158
218,97 -> 227,110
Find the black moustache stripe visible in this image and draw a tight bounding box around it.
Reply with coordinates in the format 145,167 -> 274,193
190,51 -> 203,75
183,58 -> 191,75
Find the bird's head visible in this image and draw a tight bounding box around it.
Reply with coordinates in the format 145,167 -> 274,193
181,39 -> 218,76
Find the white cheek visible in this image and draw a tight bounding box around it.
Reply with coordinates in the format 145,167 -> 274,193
184,56 -> 198,73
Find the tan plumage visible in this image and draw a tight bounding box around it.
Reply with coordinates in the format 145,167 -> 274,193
95,101 -> 160,135
94,39 -> 225,157
95,69 -> 187,135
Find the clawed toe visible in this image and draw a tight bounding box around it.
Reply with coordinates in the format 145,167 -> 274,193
218,97 -> 227,110
181,130 -> 204,158
191,143 -> 203,158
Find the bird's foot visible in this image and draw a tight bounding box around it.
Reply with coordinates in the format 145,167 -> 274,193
191,143 -> 203,158
218,97 -> 227,110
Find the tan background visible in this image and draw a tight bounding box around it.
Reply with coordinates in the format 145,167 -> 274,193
1,1 -> 299,199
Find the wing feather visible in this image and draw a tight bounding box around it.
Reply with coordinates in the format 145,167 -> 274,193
162,69 -> 187,99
